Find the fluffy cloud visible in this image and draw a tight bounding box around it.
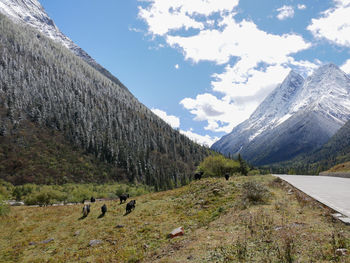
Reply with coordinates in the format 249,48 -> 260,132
212,64 -> 290,102
308,0 -> 350,47
167,16 -> 309,65
151,108 -> 180,128
341,59 -> 350,73
180,129 -> 219,147
138,0 -> 239,36
297,4 -> 307,10
181,93 -> 243,133
140,0 -> 313,134
276,5 -> 295,20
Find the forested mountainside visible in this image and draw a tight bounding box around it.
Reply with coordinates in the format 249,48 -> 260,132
0,119 -> 123,185
0,14 -> 210,188
271,118 -> 350,174
305,118 -> 350,167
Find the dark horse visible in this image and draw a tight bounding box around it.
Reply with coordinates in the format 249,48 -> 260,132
194,171 -> 203,180
125,200 -> 136,214
119,194 -> 130,204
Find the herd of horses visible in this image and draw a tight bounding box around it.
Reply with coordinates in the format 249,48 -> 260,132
82,195 -> 136,218
194,171 -> 230,181
82,171 -> 229,218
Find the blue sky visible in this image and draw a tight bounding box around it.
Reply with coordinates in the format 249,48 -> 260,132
39,0 -> 350,146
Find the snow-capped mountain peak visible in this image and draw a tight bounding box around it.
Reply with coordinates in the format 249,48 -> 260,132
0,0 -> 96,64
291,63 -> 350,117
246,70 -> 304,138
0,0 -> 57,31
212,64 -> 350,165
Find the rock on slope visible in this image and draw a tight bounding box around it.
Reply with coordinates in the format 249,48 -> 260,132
212,64 -> 350,165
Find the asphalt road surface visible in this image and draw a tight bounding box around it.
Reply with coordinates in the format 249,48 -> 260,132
273,174 -> 350,218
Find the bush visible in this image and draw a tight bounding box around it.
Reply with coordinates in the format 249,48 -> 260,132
198,155 -> 240,178
10,182 -> 153,205
0,179 -> 14,199
247,169 -> 260,176
241,181 -> 270,204
12,185 -> 34,201
66,187 -> 93,203
0,195 -> 10,216
24,189 -> 67,206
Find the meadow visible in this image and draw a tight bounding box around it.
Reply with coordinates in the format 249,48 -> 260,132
0,175 -> 349,262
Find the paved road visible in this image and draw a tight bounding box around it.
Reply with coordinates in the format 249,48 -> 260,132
273,174 -> 350,218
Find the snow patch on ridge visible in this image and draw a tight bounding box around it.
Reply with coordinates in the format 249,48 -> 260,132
0,0 -> 96,64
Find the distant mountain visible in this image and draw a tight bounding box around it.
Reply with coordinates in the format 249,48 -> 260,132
269,118 -> 350,175
304,118 -> 350,167
0,4 -> 210,187
212,64 -> 350,165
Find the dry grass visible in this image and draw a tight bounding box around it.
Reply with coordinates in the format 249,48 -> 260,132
0,175 -> 349,262
326,161 -> 350,173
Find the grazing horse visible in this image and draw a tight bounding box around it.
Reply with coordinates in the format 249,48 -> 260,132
126,200 -> 136,214
82,204 -> 90,217
101,204 -> 107,215
119,194 -> 129,204
225,173 -> 230,181
194,171 -> 203,180
90,197 -> 96,203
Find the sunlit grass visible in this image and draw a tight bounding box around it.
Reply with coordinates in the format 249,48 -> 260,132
0,175 -> 349,262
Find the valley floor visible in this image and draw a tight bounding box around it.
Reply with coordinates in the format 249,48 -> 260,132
0,175 -> 349,262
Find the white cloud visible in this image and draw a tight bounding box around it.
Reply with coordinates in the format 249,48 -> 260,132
167,16 -> 310,65
308,0 -> 350,47
180,129 -> 219,147
212,64 -> 290,101
151,108 -> 180,128
140,0 -> 313,135
175,64 -> 179,69
297,4 -> 307,10
181,93 -> 244,133
138,0 -> 239,36
341,59 -> 350,73
128,26 -> 143,33
276,5 -> 295,20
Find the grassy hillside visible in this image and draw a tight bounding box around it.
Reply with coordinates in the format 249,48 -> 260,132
324,162 -> 350,173
0,175 -> 349,262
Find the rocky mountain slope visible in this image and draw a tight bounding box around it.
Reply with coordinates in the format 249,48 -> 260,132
212,64 -> 350,165
0,5 -> 209,187
0,0 -> 130,93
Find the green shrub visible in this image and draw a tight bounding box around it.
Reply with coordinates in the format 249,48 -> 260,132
24,189 -> 67,206
66,188 -> 93,203
10,182 -> 152,205
12,185 -> 34,201
0,179 -> 14,199
198,155 -> 240,177
248,169 -> 260,176
116,185 -> 127,196
0,195 -> 10,216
